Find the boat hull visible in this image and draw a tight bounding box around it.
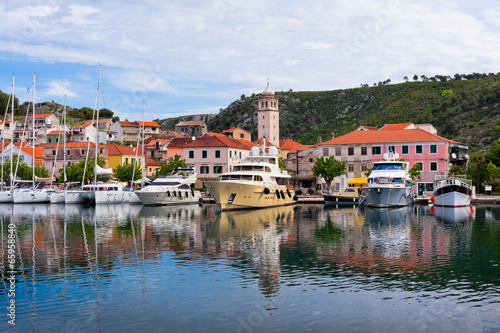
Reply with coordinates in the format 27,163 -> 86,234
0,191 -> 13,203
136,189 -> 202,206
364,186 -> 414,208
65,191 -> 91,204
49,191 -> 66,204
433,185 -> 471,207
323,193 -> 360,204
206,181 -> 296,210
13,190 -> 50,204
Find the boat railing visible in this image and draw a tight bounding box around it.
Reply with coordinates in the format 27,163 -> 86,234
434,176 -> 473,190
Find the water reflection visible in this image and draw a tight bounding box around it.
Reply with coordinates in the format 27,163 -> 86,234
432,205 -> 472,223
0,203 -> 498,332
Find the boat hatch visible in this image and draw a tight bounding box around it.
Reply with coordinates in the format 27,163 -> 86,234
228,193 -> 236,203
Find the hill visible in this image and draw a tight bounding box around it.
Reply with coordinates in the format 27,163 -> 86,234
157,73 -> 500,153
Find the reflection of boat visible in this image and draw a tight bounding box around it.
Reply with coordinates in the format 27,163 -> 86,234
432,175 -> 473,207
432,206 -> 471,223
361,206 -> 413,224
136,168 -> 202,206
324,188 -> 361,204
364,152 -> 414,208
214,205 -> 295,238
206,144 -> 297,210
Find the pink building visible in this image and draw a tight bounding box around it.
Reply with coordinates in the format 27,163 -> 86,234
182,133 -> 254,178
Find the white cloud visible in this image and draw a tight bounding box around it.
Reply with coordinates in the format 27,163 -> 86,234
44,80 -> 80,98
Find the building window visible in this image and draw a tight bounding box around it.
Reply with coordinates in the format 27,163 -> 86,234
240,133 -> 244,139
125,158 -> 129,164
202,150 -> 207,158
335,147 -> 341,156
430,144 -> 437,154
149,167 -> 152,172
189,151 -> 194,159
415,162 -> 423,171
323,148 -> 329,156
309,158 -> 313,163
361,164 -> 367,172
200,166 -> 209,174
213,165 -> 223,174
388,146 -> 396,154
348,147 -> 354,156
215,150 -> 220,158
348,164 -> 354,172
430,162 -> 438,171
416,145 -> 423,154
361,147 -> 367,155
372,146 -> 381,155
67,149 -> 71,156
81,149 -> 85,155
52,150 -> 56,156
239,152 -> 241,159
402,145 -> 409,154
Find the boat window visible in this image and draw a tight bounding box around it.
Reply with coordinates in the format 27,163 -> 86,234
241,175 -> 253,181
394,178 -> 401,183
254,175 -> 263,181
372,164 -> 382,170
221,175 -> 230,181
230,175 -> 241,180
233,166 -> 241,171
265,166 -> 271,172
253,166 -> 264,171
179,184 -> 190,189
345,188 -> 356,192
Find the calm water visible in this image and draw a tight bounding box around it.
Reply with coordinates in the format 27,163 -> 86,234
0,202 -> 499,332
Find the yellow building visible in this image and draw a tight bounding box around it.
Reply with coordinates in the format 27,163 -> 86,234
105,143 -> 144,178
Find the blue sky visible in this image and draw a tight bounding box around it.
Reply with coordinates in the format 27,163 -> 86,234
1,0 -> 499,122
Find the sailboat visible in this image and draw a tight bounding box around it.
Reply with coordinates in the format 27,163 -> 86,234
49,95 -> 68,203
124,100 -> 145,204
84,65 -> 126,205
0,74 -> 15,203
13,73 -> 51,204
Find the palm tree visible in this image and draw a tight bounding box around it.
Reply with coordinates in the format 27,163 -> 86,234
469,153 -> 487,193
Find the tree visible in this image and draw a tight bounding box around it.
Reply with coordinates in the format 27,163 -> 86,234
403,76 -> 409,82
113,162 -> 142,185
409,163 -> 422,181
413,74 -> 418,81
157,155 -> 189,176
469,153 -> 487,193
60,157 -> 107,183
488,140 -> 500,167
311,156 -> 346,192
0,154 -> 49,182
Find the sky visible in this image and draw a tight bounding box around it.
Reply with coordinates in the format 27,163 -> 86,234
1,0 -> 500,122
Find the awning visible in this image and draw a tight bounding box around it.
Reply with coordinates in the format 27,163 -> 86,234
346,178 -> 368,185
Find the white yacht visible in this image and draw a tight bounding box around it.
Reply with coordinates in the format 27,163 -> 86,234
84,182 -> 126,205
363,152 -> 414,208
432,175 -> 473,207
136,168 -> 202,206
206,145 -> 297,210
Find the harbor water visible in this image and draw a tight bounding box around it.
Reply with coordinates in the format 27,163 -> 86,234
1,203 -> 499,332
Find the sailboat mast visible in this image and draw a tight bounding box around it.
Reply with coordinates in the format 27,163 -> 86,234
32,72 -> 36,189
94,64 -> 102,185
141,100 -> 145,188
10,74 -> 14,189
63,95 -> 67,188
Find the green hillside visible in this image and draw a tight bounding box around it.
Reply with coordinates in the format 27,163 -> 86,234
161,73 -> 500,154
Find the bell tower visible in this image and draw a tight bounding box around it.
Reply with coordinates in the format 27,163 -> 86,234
257,81 -> 280,146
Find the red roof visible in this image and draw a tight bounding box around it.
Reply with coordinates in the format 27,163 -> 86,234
29,114 -> 53,119
145,157 -> 161,166
105,143 -> 138,156
317,129 -> 457,146
13,143 -> 44,159
184,133 -> 251,149
167,137 -> 195,148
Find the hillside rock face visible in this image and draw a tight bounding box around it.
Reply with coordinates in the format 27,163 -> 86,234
20,101 -> 72,117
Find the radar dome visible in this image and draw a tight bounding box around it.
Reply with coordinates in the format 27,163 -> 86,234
251,146 -> 260,156
269,146 -> 278,156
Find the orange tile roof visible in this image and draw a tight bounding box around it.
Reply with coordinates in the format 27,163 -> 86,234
288,144 -> 312,153
135,121 -> 161,127
184,133 -> 250,149
379,123 -> 413,131
279,138 -> 308,150
145,158 -> 161,166
176,121 -> 206,126
118,121 -> 139,127
40,142 -> 105,149
317,129 -> 457,145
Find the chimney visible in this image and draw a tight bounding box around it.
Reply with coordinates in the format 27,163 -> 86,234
317,136 -> 322,143
331,133 -> 335,140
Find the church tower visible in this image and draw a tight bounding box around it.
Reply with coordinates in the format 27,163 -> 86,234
257,81 -> 280,146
